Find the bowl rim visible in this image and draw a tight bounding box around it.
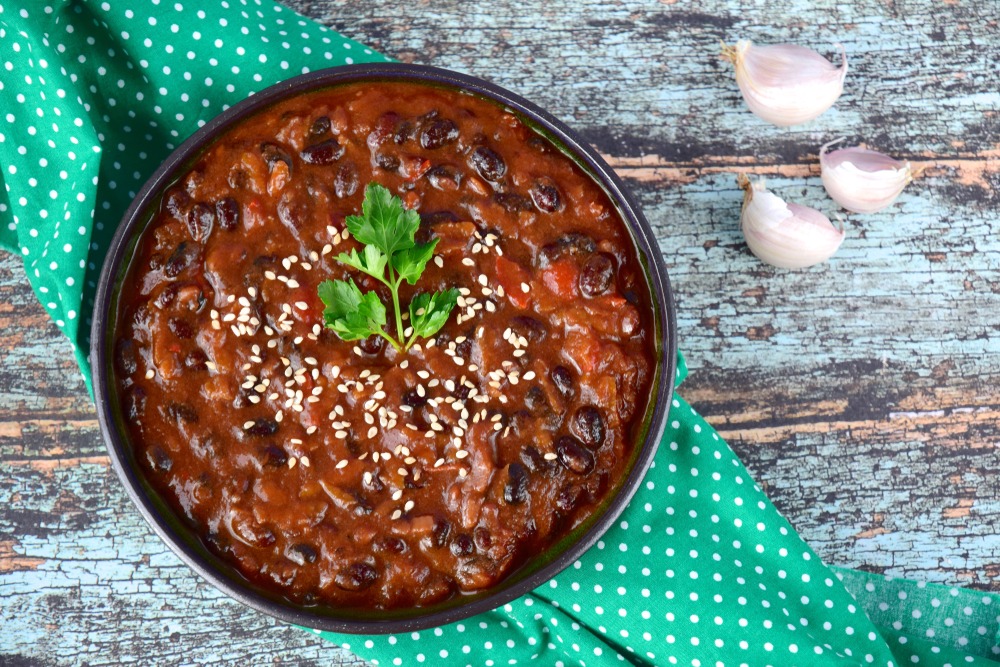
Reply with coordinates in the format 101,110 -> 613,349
91,62 -> 678,634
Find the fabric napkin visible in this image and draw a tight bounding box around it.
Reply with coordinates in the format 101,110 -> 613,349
2,1 -> 998,665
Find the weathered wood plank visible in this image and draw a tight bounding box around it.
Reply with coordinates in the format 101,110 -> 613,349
2,0 -> 999,664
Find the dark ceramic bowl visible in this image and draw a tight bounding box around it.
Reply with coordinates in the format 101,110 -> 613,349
91,63 -> 677,634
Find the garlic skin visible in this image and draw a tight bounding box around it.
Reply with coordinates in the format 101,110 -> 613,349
722,40 -> 848,127
737,174 -> 845,269
820,140 -> 913,213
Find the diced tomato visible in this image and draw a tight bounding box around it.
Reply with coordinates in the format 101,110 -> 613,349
401,156 -> 431,182
563,328 -> 602,374
541,258 -> 579,299
494,256 -> 532,309
403,190 -> 421,210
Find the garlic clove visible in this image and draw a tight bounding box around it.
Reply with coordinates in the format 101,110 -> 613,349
737,174 -> 845,269
820,139 -> 913,214
721,40 -> 848,127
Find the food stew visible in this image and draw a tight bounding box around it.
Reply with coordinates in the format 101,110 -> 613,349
113,81 -> 656,609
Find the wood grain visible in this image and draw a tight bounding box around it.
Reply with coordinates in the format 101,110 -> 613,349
3,0 -> 999,664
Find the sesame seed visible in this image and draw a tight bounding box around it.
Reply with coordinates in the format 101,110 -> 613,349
322,244 -> 333,255
335,430 -> 347,438
400,359 -> 409,369
286,279 -> 300,289
455,449 -> 469,459
304,357 -> 318,365
275,410 -> 284,423
434,256 -> 444,268
227,294 -> 236,303
391,509 -> 402,520
300,263 -> 312,271
462,257 -> 475,267
434,458 -> 445,468
458,468 -> 468,478
336,459 -> 349,469
288,457 -> 297,469
513,350 -> 526,358
294,301 -> 308,311
300,456 -> 310,467
544,452 -> 558,461
238,296 -> 250,307
367,426 -> 378,438
243,421 -> 255,429
404,500 -> 415,512
472,242 -> 483,254
306,426 -> 318,435
477,274 -> 488,286
144,369 -> 155,380
205,361 -> 218,371
265,270 -> 277,280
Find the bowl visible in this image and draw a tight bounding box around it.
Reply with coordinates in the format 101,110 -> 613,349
91,63 -> 677,634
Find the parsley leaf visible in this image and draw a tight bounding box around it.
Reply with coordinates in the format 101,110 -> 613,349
393,239 -> 439,285
319,183 -> 457,351
318,279 -> 388,342
408,289 -> 460,344
344,183 -> 420,258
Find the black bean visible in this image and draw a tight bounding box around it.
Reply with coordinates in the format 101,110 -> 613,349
186,202 -> 214,242
286,543 -> 318,566
125,386 -> 146,420
352,497 -> 374,517
432,518 -> 451,548
164,187 -> 191,220
420,119 -> 459,149
336,562 -> 378,591
530,179 -> 562,213
168,317 -> 194,340
154,284 -> 177,310
374,152 -> 400,171
402,388 -> 427,409
580,253 -> 615,297
216,197 -> 240,231
260,142 -> 292,169
572,406 -> 606,448
510,316 -> 547,344
425,164 -> 462,191
503,463 -> 530,505
262,444 -> 288,468
555,435 -> 595,475
393,120 -> 415,145
550,365 -> 575,398
246,419 -> 279,437
184,349 -> 208,371
167,402 -> 199,424
524,386 -> 550,414
115,339 -> 138,377
375,536 -> 407,554
540,233 -> 597,265
358,335 -> 385,356
147,446 -> 173,473
164,241 -> 195,278
333,161 -> 359,199
309,115 -> 331,137
469,146 -> 506,181
521,447 -> 555,476
473,527 -> 492,550
371,111 -> 400,145
300,138 -> 345,165
555,484 -> 580,512
421,210 -> 459,225
450,534 -> 474,557
494,192 -> 534,213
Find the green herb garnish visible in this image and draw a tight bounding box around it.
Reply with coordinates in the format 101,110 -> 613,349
318,183 -> 458,351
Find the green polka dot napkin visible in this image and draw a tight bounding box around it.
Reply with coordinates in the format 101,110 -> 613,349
2,2 -> 998,666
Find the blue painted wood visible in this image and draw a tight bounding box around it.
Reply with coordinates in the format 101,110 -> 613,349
2,0 -> 998,664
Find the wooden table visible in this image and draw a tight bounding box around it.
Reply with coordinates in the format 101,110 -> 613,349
2,0 -> 997,664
